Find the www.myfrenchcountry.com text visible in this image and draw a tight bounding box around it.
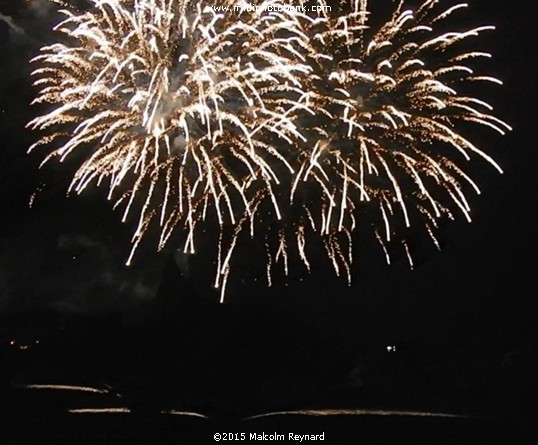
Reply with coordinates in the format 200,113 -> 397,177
212,3 -> 331,13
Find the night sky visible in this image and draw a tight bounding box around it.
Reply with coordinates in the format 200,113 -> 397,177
0,0 -> 537,428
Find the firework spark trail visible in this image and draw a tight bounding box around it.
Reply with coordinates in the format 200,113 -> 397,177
29,0 -> 509,300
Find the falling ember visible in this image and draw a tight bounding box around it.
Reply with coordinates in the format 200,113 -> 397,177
29,0 -> 509,300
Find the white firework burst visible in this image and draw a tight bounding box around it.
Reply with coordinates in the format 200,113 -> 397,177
28,0 -> 509,300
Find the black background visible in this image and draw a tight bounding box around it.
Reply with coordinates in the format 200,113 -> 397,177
0,0 -> 536,440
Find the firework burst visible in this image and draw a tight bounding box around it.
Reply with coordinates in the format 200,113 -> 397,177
29,0 -> 509,300
281,0 -> 511,279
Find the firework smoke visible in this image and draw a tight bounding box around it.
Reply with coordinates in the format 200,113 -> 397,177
29,0 -> 509,300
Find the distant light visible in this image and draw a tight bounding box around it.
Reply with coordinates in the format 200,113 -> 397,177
387,345 -> 397,352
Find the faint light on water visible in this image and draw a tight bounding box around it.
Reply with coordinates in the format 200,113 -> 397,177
69,408 -> 130,414
24,384 -> 110,394
161,410 -> 208,419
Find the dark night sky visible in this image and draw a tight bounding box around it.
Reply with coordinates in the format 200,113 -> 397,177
0,0 -> 536,361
